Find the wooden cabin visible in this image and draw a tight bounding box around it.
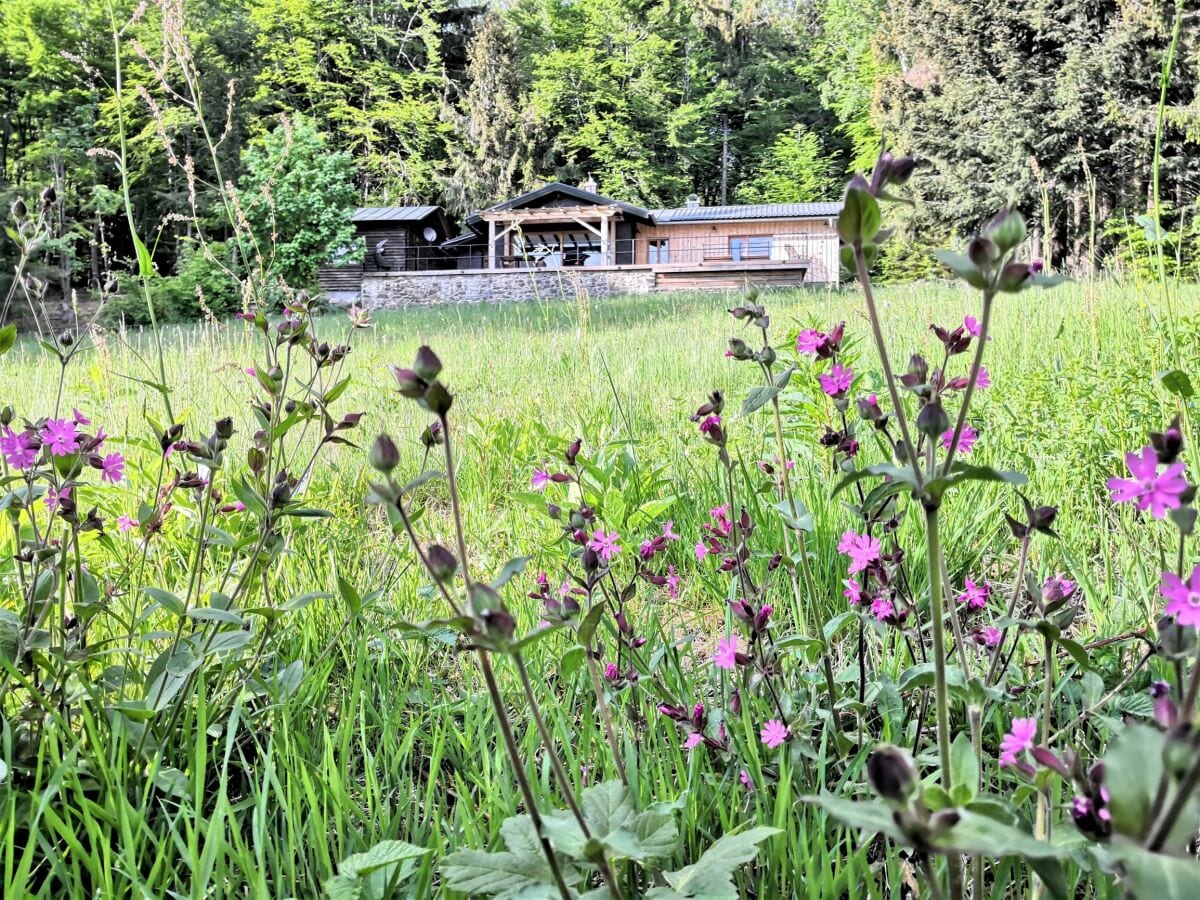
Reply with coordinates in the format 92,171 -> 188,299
319,183 -> 842,304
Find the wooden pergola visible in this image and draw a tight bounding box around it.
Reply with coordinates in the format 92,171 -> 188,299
480,205 -> 622,269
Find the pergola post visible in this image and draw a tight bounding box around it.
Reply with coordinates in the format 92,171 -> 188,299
600,214 -> 609,266
487,218 -> 497,270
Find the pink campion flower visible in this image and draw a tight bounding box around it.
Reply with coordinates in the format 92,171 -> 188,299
796,329 -> 827,355
941,424 -> 978,454
976,367 -> 991,389
871,597 -> 895,621
739,770 -> 754,791
1042,574 -> 1077,603
714,637 -> 739,670
819,363 -> 854,397
760,719 -> 789,749
99,452 -> 125,484
41,419 -> 80,456
44,485 -> 70,511
604,663 -> 620,682
979,625 -> 1003,647
694,541 -> 709,562
245,367 -> 257,377
844,579 -> 863,606
116,514 -> 137,533
1107,446 -> 1189,519
963,315 -> 991,340
640,539 -> 656,559
72,408 -> 91,425
666,565 -> 680,599
1161,565 -> 1200,627
586,530 -> 621,561
684,732 -> 704,751
957,578 -> 991,610
999,717 -> 1038,768
1,428 -> 38,469
662,520 -> 679,541
698,415 -> 721,434
837,530 -> 881,574
531,468 -> 550,491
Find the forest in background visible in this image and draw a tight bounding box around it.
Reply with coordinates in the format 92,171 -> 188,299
0,0 -> 1198,321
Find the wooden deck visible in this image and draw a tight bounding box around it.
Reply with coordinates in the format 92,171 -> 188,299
651,260 -> 809,291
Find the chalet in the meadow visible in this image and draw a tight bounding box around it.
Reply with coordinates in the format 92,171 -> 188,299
319,181 -> 842,306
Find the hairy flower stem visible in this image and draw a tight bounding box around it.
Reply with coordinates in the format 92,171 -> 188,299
1032,634 -> 1055,900
986,535 -> 1032,685
479,651 -> 573,900
924,504 -> 962,900
853,245 -> 922,491
515,654 -> 624,900
1146,728 -> 1200,851
586,651 -> 629,786
940,291 -> 994,477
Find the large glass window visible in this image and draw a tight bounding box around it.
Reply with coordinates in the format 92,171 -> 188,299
512,231 -> 602,267
730,236 -> 772,260
648,239 -> 669,264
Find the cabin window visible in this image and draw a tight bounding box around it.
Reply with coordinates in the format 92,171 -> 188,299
648,239 -> 670,264
730,236 -> 772,261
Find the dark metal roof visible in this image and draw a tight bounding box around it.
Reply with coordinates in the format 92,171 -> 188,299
440,231 -> 484,250
351,206 -> 442,223
651,202 -> 843,224
466,182 -> 654,226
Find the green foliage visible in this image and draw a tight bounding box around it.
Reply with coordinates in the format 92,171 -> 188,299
238,117 -> 358,288
735,126 -> 839,205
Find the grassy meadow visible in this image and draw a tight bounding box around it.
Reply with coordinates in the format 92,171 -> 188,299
2,280 -> 1199,897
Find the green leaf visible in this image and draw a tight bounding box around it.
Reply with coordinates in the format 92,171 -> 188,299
337,576 -> 362,615
805,793 -> 904,840
492,556 -> 531,591
832,463 -> 919,499
0,323 -> 16,355
1100,842 -> 1200,898
0,609 -> 22,664
442,813 -> 580,898
823,611 -> 856,643
950,732 -> 979,802
1057,638 -> 1093,671
186,607 -> 244,626
929,811 -> 1068,899
576,601 -> 608,647
772,499 -> 813,533
143,586 -> 186,617
632,802 -> 680,863
1103,724 -> 1164,839
837,188 -> 881,245
773,364 -> 796,390
334,839 -> 430,881
658,826 -> 780,899
1160,369 -> 1195,399
739,385 -> 780,417
932,249 -> 988,289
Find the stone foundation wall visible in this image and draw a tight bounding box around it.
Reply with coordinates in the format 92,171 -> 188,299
358,267 -> 656,309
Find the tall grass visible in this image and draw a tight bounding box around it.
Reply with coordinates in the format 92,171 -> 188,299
1,281 -> 1197,896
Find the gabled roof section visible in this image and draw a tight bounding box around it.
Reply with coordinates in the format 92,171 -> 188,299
466,182 -> 655,226
652,202 -> 843,224
351,206 -> 443,223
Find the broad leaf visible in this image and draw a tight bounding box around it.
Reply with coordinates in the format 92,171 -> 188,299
658,826 -> 780,899
739,385 -> 780,417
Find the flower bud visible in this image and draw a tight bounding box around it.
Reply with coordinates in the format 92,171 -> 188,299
1151,417 -> 1184,465
729,689 -> 741,715
967,236 -> 1000,268
413,346 -> 442,381
368,434 -> 400,473
40,185 -> 57,208
997,262 -> 1032,293
426,544 -> 458,582
214,416 -> 234,440
985,208 -> 1026,252
10,198 -> 26,221
866,744 -> 918,802
726,337 -> 753,360
566,438 -> 582,465
419,381 -> 454,415
916,400 -> 949,439
392,367 -> 427,399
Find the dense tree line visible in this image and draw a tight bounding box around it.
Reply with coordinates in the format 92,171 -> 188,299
0,0 -> 1196,320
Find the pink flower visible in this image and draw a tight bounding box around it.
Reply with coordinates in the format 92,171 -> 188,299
1,428 -> 38,469
837,530 -> 881,574
604,663 -> 620,682
1161,565 -> 1200,628
99,452 -> 125,484
44,485 -> 69,511
1107,446 -> 1189,519
684,732 -> 704,751
1043,575 -> 1077,603
72,408 -> 91,425
976,367 -> 991,389
531,468 -> 550,491
871,597 -> 895,621
796,329 -> 827,355
116,513 -> 137,533
662,520 -> 679,541
760,719 -> 789,749
586,530 -> 621,561
245,367 -> 257,377
666,565 -> 680,599
941,424 -> 978,454
694,540 -> 709,562
999,717 -> 1037,768
739,769 -> 754,791
844,579 -> 863,606
698,415 -> 721,434
714,637 -> 738,670
41,419 -> 80,456
963,315 -> 991,340
819,363 -> 853,397
957,578 -> 991,610
979,625 -> 1002,647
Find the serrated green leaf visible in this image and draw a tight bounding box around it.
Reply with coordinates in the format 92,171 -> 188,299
660,826 -> 780,899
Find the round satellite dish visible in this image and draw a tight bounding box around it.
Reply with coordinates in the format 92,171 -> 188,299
423,226 -> 438,242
